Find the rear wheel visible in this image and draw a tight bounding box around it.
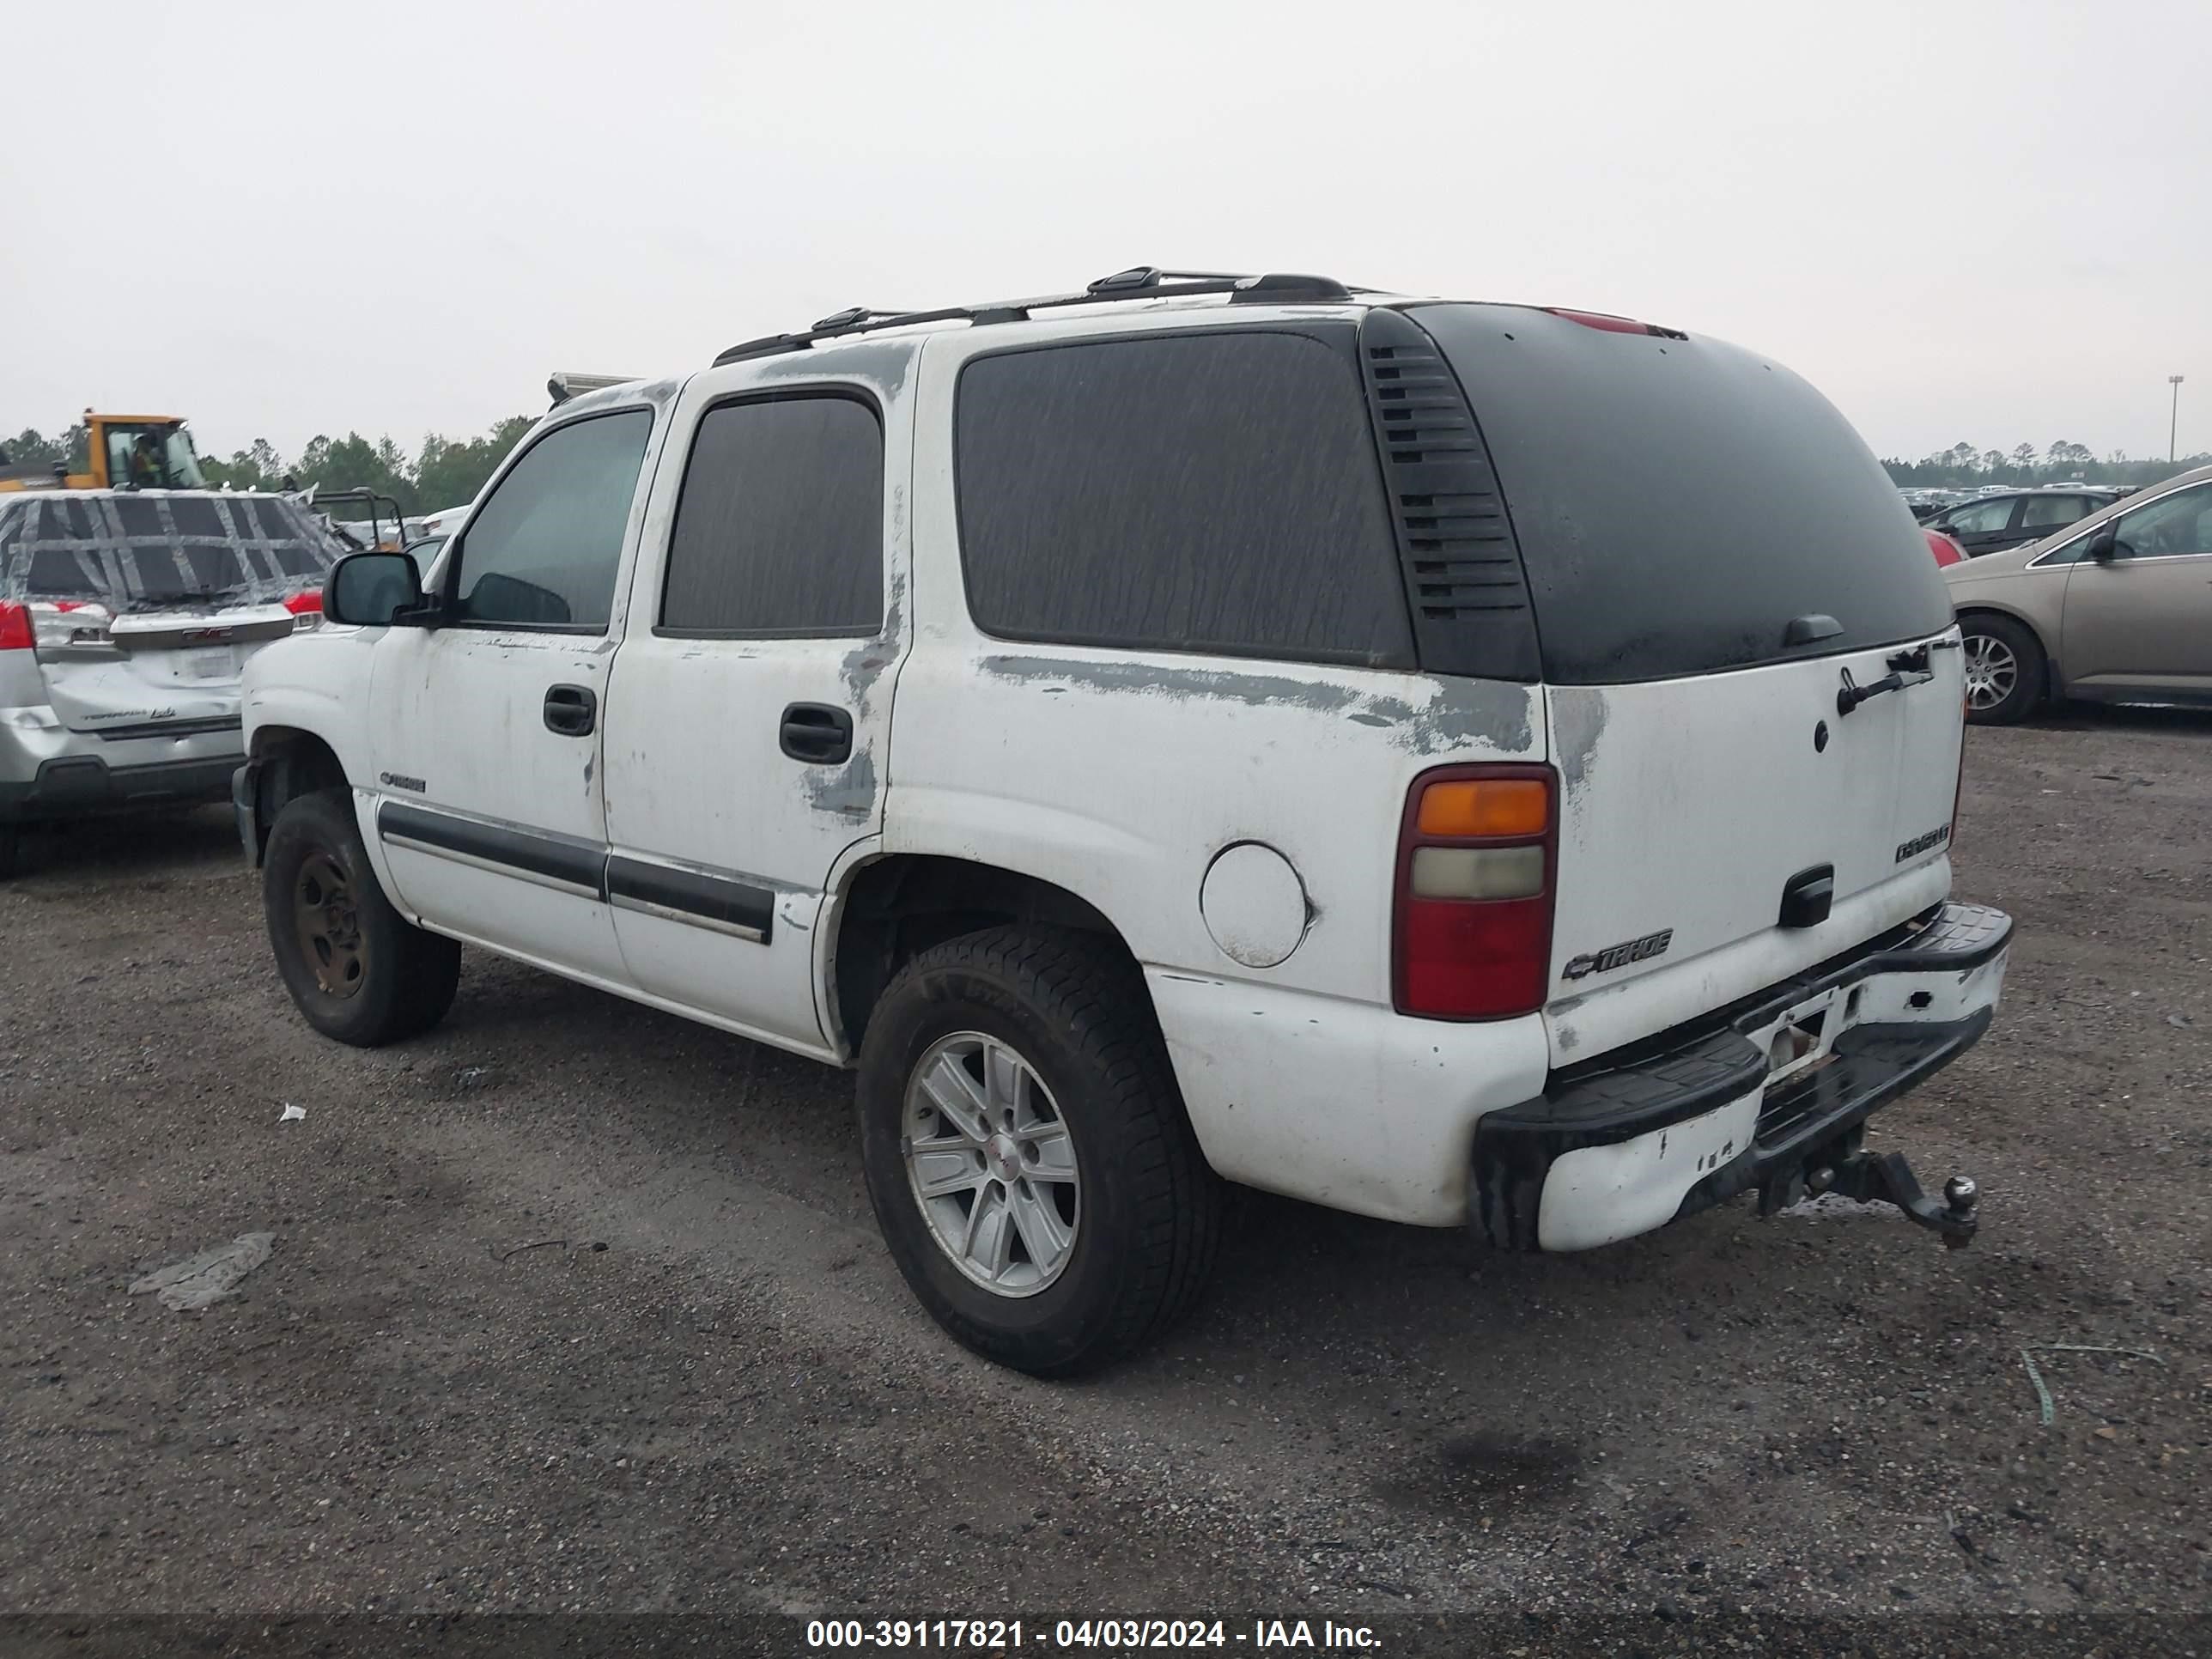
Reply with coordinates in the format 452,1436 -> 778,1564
855,926 -> 1221,1376
263,787 -> 460,1046
0,824 -> 21,880
1960,613 -> 2045,726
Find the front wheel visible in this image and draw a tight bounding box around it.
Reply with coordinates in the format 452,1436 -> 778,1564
855,927 -> 1221,1376
1960,613 -> 2045,726
263,787 -> 461,1046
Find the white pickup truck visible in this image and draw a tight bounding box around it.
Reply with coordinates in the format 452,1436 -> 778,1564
238,269 -> 2010,1375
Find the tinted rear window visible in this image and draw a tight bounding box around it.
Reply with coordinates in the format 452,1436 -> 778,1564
1411,304 -> 1952,684
0,493 -> 342,606
955,329 -> 1413,668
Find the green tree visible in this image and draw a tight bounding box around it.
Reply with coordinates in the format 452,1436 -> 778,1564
294,431 -> 417,513
413,415 -> 533,510
1885,446 -> 2210,489
3,428 -> 64,474
200,437 -> 286,491
6,411 -> 538,504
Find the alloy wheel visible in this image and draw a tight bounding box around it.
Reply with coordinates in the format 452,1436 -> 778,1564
1962,632 -> 2018,712
902,1032 -> 1081,1297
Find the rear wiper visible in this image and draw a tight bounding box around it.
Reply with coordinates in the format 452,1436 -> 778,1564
1836,647 -> 1936,716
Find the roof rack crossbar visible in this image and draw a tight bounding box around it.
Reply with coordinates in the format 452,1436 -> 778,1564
710,267 -> 1354,366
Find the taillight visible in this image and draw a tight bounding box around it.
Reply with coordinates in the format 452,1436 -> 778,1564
1394,764 -> 1559,1020
0,602 -> 30,652
283,589 -> 323,629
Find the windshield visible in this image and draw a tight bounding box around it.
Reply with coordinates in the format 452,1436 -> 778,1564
105,422 -> 208,489
164,428 -> 208,489
1411,303 -> 1953,684
0,493 -> 342,609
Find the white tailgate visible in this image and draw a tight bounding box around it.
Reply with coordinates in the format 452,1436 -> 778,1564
1542,631 -> 1964,1063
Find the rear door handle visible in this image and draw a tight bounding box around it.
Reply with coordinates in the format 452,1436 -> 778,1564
780,702 -> 853,764
544,684 -> 598,738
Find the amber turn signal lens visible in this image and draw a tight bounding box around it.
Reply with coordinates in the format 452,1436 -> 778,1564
1415,778 -> 1550,839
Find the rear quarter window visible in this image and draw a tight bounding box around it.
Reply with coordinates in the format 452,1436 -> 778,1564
1412,304 -> 1954,684
954,328 -> 1414,668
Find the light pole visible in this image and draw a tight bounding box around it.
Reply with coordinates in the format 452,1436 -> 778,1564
2171,375 -> 2185,464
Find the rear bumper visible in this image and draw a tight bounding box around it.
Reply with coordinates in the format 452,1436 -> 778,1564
1473,902 -> 2012,1251
0,753 -> 241,823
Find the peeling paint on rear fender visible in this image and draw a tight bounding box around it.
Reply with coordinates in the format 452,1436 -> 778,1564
1550,687 -> 1609,793
975,655 -> 1534,753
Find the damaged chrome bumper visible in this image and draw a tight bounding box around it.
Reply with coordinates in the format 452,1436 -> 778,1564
1472,902 -> 2011,1253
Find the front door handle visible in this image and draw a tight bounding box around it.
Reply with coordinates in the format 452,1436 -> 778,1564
780,702 -> 854,764
544,684 -> 598,738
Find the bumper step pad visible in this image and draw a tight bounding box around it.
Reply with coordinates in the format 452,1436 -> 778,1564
1472,902 -> 2010,1252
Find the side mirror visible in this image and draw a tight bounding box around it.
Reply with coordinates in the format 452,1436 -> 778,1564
2086,528 -> 2118,562
325,550 -> 427,627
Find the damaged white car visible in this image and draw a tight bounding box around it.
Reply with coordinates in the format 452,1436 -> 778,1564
0,490 -> 337,876
236,269 -> 2012,1375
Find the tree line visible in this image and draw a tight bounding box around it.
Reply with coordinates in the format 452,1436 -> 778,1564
1883,441 -> 2209,489
3,416 -> 538,516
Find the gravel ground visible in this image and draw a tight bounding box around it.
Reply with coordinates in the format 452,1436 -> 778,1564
1,708 -> 2207,1656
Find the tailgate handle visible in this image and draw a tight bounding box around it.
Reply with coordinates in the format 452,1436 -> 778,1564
1778,864 -> 1834,930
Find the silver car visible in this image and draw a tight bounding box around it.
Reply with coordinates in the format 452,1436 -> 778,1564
0,490 -> 338,875
1945,463 -> 2212,723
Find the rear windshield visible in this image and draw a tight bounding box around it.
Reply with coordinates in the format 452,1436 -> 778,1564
1411,304 -> 1952,684
0,493 -> 342,608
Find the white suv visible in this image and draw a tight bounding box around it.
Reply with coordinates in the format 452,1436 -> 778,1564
236,269 -> 2011,1375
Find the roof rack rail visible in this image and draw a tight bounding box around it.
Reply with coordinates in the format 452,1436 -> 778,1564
711,267 -> 1357,366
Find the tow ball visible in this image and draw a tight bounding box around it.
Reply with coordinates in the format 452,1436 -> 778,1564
1762,1139 -> 1980,1248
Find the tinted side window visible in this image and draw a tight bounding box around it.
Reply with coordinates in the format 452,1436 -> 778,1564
660,395 -> 884,635
955,331 -> 1413,667
453,410 -> 652,630
2021,494 -> 2089,528
1945,497 -> 2019,534
2112,482 -> 2212,559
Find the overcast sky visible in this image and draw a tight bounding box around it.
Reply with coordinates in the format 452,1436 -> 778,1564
3,0 -> 2206,465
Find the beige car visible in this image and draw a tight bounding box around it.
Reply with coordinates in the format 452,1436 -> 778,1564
1946,463 -> 2212,723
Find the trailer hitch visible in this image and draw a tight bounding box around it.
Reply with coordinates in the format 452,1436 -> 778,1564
1812,1150 -> 1979,1247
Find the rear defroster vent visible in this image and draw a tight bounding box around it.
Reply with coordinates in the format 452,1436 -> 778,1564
1358,309 -> 1540,682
